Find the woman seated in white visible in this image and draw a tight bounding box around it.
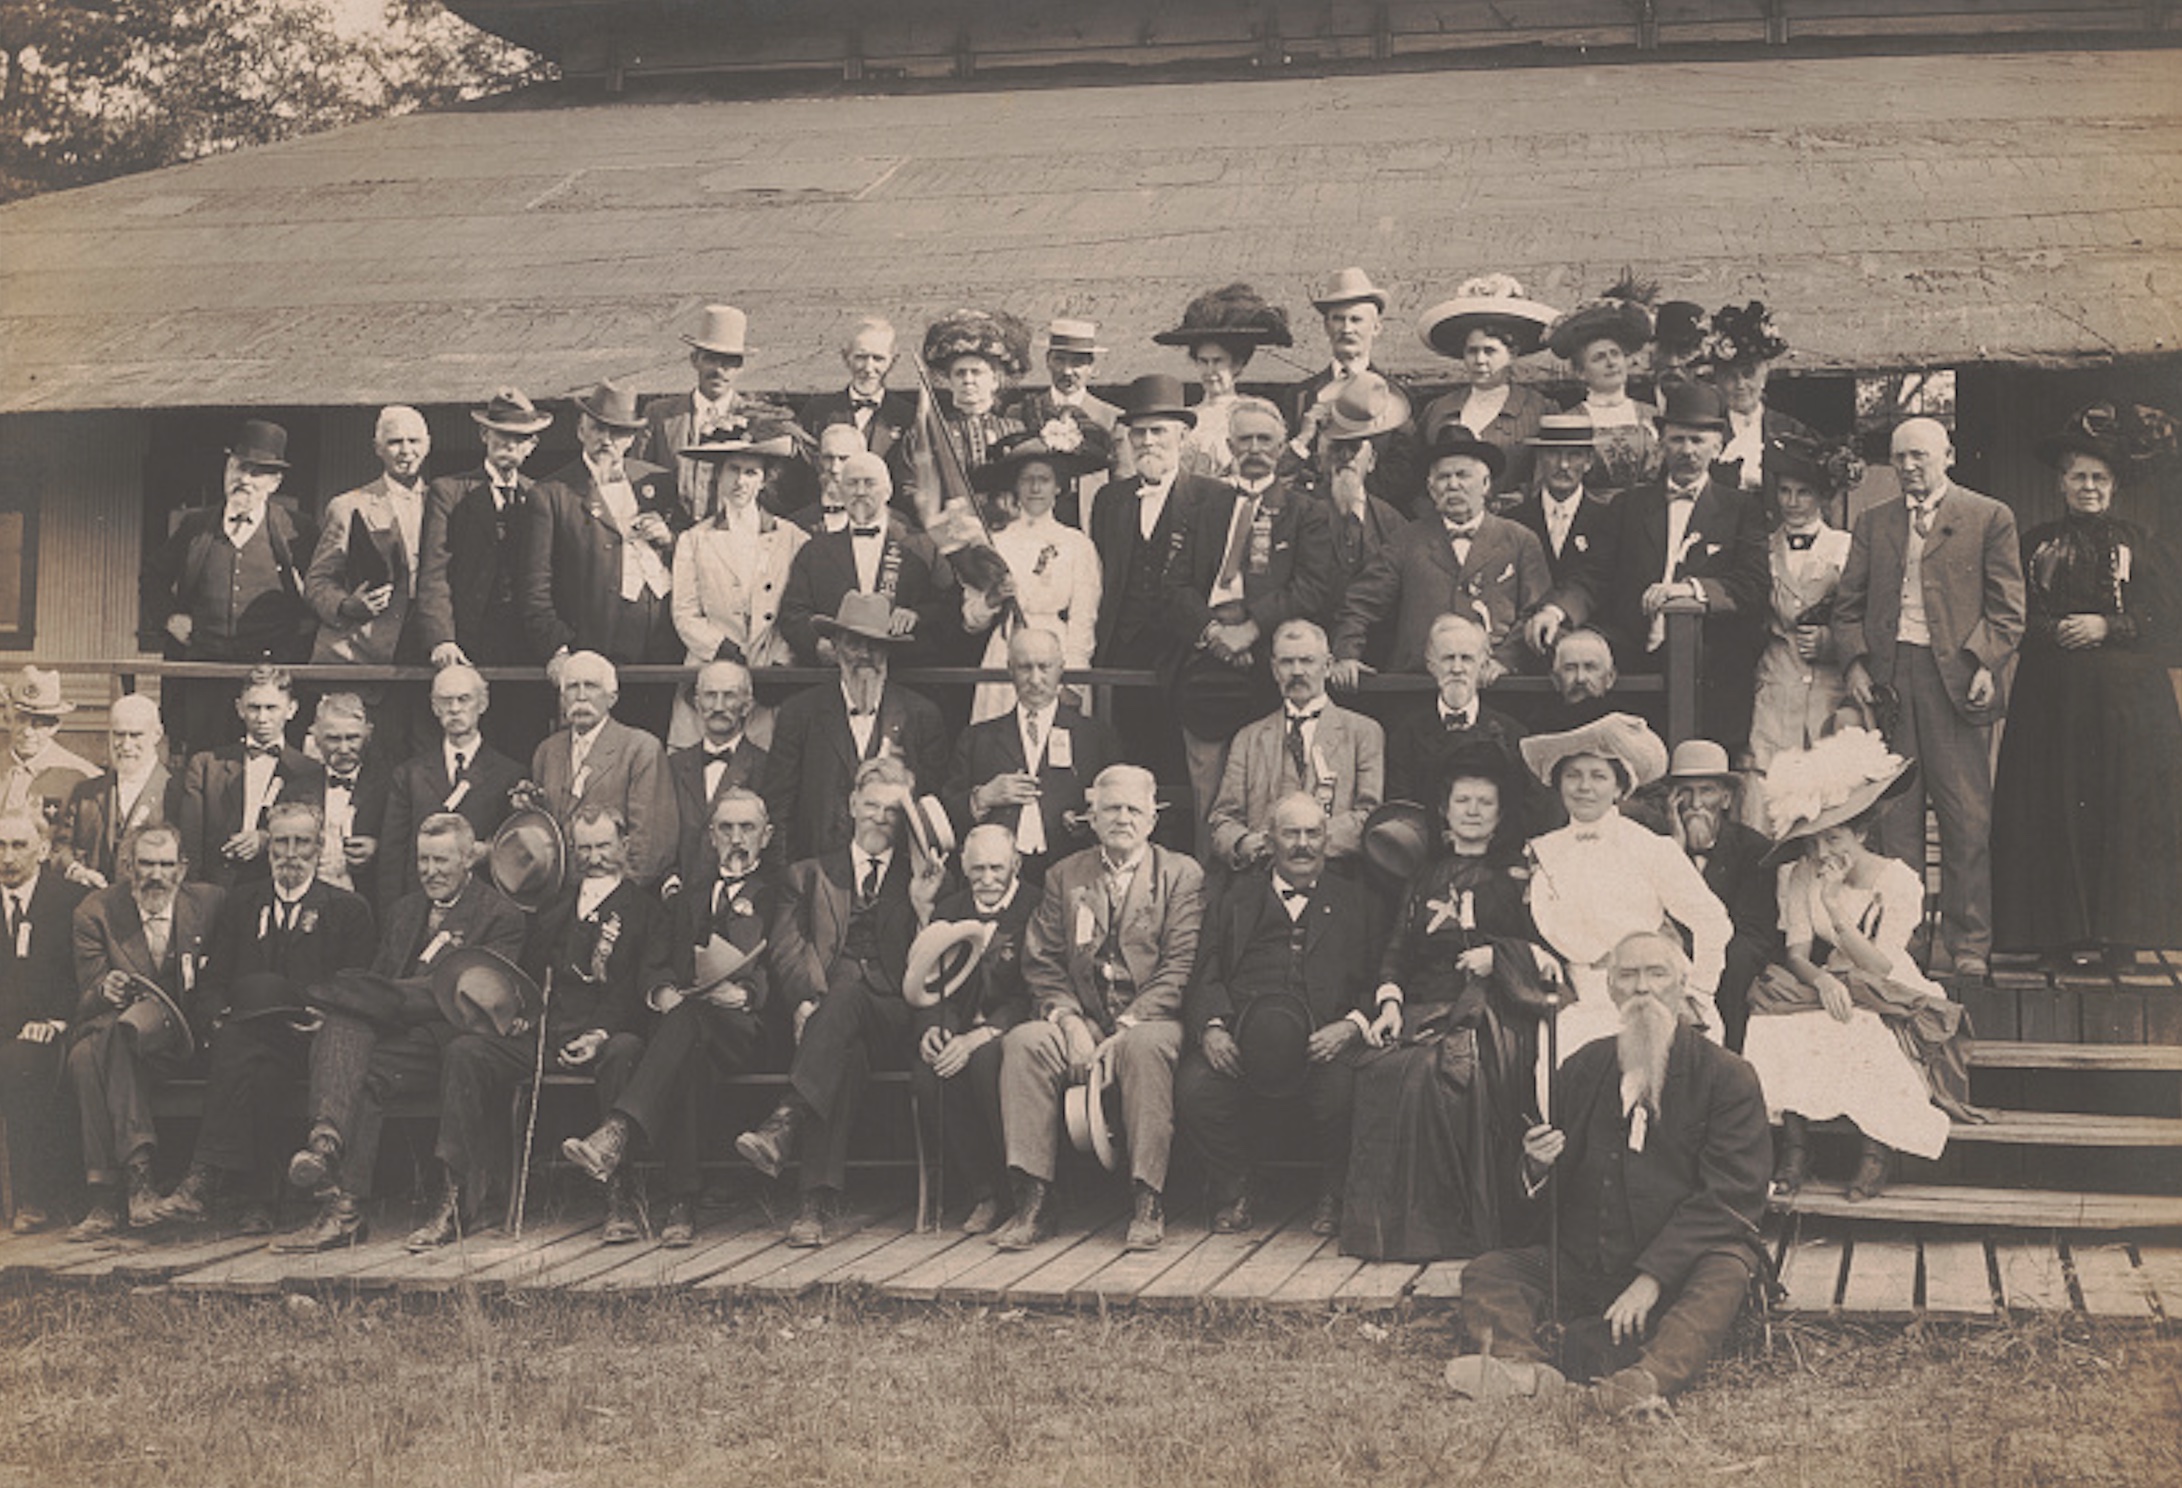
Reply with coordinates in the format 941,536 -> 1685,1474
1745,729 -> 1985,1203
960,427 -> 1105,724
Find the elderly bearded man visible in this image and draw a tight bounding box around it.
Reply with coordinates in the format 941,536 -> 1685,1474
1661,742 -> 1780,1053
1382,614 -> 1533,817
1446,930 -> 1769,1417
58,694 -> 178,890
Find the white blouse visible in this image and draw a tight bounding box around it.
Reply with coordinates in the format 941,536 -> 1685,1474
671,510 -> 808,669
1527,811 -> 1733,995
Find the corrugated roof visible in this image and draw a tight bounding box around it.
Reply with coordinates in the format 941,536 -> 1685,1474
1,48 -> 2178,413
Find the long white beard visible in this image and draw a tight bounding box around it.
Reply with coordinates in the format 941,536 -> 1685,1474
1617,995 -> 1680,1114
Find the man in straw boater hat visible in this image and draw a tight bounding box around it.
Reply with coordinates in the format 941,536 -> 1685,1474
1445,928 -> 1770,1419
995,764 -> 1204,1252
0,666 -> 96,827
0,805 -> 94,1233
1177,792 -> 1378,1240
1152,281 -> 1293,481
517,651 -> 678,889
137,417 -> 316,754
734,755 -> 948,1249
1508,413 -> 1624,661
777,448 -> 959,668
152,799 -> 374,1234
632,302 -> 810,519
519,379 -> 685,739
61,820 -> 223,1240
1007,316 -> 1127,524
1285,266 -> 1420,512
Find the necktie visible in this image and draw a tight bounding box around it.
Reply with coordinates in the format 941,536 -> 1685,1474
858,856 -> 881,905
451,750 -> 468,780
1786,530 -> 1819,552
713,875 -> 745,922
4,891 -> 21,949
426,898 -> 455,935
1911,501 -> 1935,539
276,898 -> 296,935
1286,712 -> 1313,784
228,510 -> 251,536
144,911 -> 171,965
851,526 -> 882,540
1025,715 -> 1043,760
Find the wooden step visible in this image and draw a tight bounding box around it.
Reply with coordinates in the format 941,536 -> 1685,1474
1773,1183 -> 2182,1229
1969,1041 -> 2182,1072
1812,1110 -> 2182,1147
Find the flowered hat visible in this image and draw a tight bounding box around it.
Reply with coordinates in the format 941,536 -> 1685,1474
922,309 -> 1032,378
1704,301 -> 1790,369
1417,274 -> 1562,359
1761,728 -> 1917,862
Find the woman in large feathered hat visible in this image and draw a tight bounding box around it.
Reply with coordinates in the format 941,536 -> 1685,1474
1153,282 -> 1292,478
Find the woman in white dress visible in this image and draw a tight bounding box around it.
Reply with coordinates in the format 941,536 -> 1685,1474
1745,730 -> 1985,1202
960,429 -> 1105,724
1544,282 -> 1660,497
1520,714 -> 1734,1074
1152,283 -> 1294,482
668,428 -> 808,745
1748,434 -> 1865,771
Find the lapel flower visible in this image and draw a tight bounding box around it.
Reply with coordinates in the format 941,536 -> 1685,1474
1574,535 -> 1589,552
298,907 -> 319,936
732,896 -> 755,919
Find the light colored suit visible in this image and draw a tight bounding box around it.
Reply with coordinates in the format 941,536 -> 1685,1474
305,475 -> 424,665
670,512 -> 807,667
1207,702 -> 1384,866
531,716 -> 678,888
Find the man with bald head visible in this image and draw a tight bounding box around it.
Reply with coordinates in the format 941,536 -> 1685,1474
379,663 -> 522,904
777,449 -> 959,667
306,405 -> 432,671
60,694 -> 179,889
1833,417 -> 2026,979
522,651 -> 678,888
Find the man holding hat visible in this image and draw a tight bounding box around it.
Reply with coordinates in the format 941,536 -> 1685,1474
800,317 -> 913,460
633,303 -> 809,519
305,406 -> 433,685
0,806 -> 92,1233
519,379 -> 686,738
59,694 -> 179,890
1510,414 -> 1624,659
522,652 -> 678,889
1330,427 -> 1554,681
155,799 -> 375,1232
1,667 -> 96,828
1178,792 -> 1376,1238
1286,267 -> 1419,511
1662,740 -> 1780,1053
137,417 -> 316,753
63,822 -> 223,1239
777,449 -> 958,668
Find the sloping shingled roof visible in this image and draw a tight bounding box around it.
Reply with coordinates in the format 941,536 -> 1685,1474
1,48 -> 2178,413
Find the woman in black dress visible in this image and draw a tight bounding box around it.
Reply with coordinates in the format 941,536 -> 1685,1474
1992,426 -> 2182,965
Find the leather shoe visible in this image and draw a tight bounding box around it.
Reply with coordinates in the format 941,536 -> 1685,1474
1123,1181 -> 1165,1251
233,1202 -> 275,1237
1210,1192 -> 1253,1235
1593,1366 -> 1669,1419
286,1126 -> 342,1192
125,1156 -> 162,1229
991,1175 -> 1053,1252
64,1196 -> 123,1244
1846,1139 -> 1892,1203
1309,1191 -> 1341,1238
960,1192 -> 1006,1236
735,1102 -> 802,1181
10,1206 -> 52,1235
601,1175 -> 641,1244
562,1113 -> 631,1186
276,1192 -> 366,1253
405,1180 -> 464,1251
1772,1114 -> 1811,1197
1445,1353 -> 1567,1402
660,1199 -> 696,1248
785,1188 -> 839,1249
1952,955 -> 1990,982
155,1164 -> 215,1224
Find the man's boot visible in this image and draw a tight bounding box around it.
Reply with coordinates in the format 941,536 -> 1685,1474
601,1172 -> 641,1244
1772,1113 -> 1811,1196
1846,1136 -> 1893,1202
562,1112 -> 632,1186
286,1124 -> 342,1192
276,1189 -> 366,1253
405,1170 -> 464,1251
991,1171 -> 1053,1252
734,1101 -> 804,1181
155,1163 -> 218,1224
785,1187 -> 840,1248
64,1189 -> 124,1243
125,1153 -> 162,1228
1124,1179 -> 1165,1251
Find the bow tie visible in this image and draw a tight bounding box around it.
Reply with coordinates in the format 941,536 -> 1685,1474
850,397 -> 880,412
1668,485 -> 1703,504
847,704 -> 877,719
715,875 -> 746,900
1572,828 -> 1605,843
1447,523 -> 1482,541
850,526 -> 882,539
1785,530 -> 1820,552
246,743 -> 281,760
703,743 -> 738,762
1442,708 -> 1477,730
227,510 -> 253,530
1276,882 -> 1311,903
327,773 -> 357,791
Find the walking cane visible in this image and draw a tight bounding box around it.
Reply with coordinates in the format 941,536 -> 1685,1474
512,967 -> 553,1240
1543,992 -> 1563,1367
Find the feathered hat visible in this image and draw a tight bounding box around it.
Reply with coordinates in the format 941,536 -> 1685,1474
1761,728 -> 1917,863
1705,300 -> 1791,369
2034,400 -> 2178,473
1152,282 -> 1295,350
1764,431 -> 1865,497
922,308 -> 1033,378
1546,272 -> 1658,361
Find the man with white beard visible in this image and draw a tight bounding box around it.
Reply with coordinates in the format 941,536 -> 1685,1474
1445,930 -> 1770,1418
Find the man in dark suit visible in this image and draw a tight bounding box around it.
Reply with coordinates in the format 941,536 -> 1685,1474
1382,615 -> 1534,822
942,626 -> 1123,889
1511,414 -> 1623,660
525,652 -> 679,890
777,451 -> 958,667
634,303 -> 811,520
798,316 -> 914,463
1833,417 -> 2026,979
179,666 -> 323,889
1662,743 -> 1780,1053
380,664 -> 523,905
154,800 -> 375,1232
305,692 -> 392,906
1310,429 -> 1409,653
1283,268 -> 1420,513
762,595 -> 948,865
735,757 -> 947,1248
518,380 -> 686,738
59,694 -> 179,890
63,822 -> 224,1239
279,813 -> 527,1251
1176,794 -> 1376,1237
788,424 -> 864,536
0,807 -> 92,1231
1449,930 -> 1770,1415
136,419 -> 316,752
414,386 -> 555,753
666,659 -> 768,890
407,804 -> 666,1251
1602,382 -> 1770,755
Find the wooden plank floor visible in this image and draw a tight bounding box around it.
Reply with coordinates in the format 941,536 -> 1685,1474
5,1206 -> 2178,1325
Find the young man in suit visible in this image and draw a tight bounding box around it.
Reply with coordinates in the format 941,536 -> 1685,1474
0,667 -> 96,829
776,451 -> 958,667
1329,428 -> 1554,682
762,595 -> 948,865
280,813 -> 527,1252
0,808 -> 92,1232
666,659 -> 768,891
179,666 -> 323,889
414,386 -> 555,754
379,664 -> 523,905
634,303 -> 810,520
1833,417 -> 2026,979
735,757 -> 947,1248
59,694 -> 178,890
63,822 -> 224,1239
1383,615 -> 1534,817
1512,415 -> 1624,660
154,800 -> 375,1232
524,652 -> 678,890
1177,794 -> 1377,1237
1284,268 -> 1420,513
942,626 -> 1123,890
798,317 -> 913,462
995,765 -> 1205,1252
1207,621 -> 1384,876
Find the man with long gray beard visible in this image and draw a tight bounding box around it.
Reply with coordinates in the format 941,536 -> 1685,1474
1661,742 -> 1778,1053
1446,929 -> 1769,1418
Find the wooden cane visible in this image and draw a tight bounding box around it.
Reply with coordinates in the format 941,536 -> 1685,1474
1544,994 -> 1562,1360
511,968 -> 553,1240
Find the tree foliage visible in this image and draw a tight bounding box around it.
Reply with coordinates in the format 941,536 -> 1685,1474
0,1 -> 551,203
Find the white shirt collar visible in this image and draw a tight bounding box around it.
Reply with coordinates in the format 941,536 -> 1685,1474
577,874 -> 621,919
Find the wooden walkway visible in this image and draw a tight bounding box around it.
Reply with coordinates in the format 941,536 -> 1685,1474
3,1190 -> 2176,1325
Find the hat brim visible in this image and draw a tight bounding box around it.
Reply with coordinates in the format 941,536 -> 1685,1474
1152,326 -> 1292,349
1362,801 -> 1437,881
681,336 -> 753,358
1547,304 -> 1654,361
1064,1063 -> 1123,1170
1418,298 -> 1560,359
902,920 -> 996,1010
7,696 -> 73,717
470,410 -> 553,436
574,401 -> 645,432
1312,291 -> 1390,314
1763,759 -> 1919,865
2034,431 -> 2122,473
1320,383 -> 1414,441
225,448 -> 291,470
1520,713 -> 1670,790
1117,407 -> 1198,430
116,974 -> 195,1061
680,437 -> 796,461
489,808 -> 568,911
1423,437 -> 1508,482
810,615 -> 915,645
429,946 -> 540,1037
971,446 -> 1108,493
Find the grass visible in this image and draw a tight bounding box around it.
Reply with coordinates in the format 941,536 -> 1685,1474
0,1286 -> 2176,1487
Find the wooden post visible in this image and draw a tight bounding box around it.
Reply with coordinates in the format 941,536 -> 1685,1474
1631,0 -> 1660,51
1766,1 -> 1791,46
1663,605 -> 1704,747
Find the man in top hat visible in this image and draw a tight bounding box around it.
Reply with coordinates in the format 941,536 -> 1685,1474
800,317 -> 914,461
1660,741 -> 1779,1054
1330,428 -> 1554,681
778,450 -> 958,668
563,787 -> 786,1246
1511,414 -> 1624,660
0,806 -> 92,1232
1705,301 -> 1812,493
305,406 -> 433,682
307,692 -> 392,904
666,659 -> 767,891
379,664 -> 523,905
1447,930 -> 1769,1417
997,764 -> 1205,1252
137,417 -> 316,753
1007,317 -> 1127,524
943,626 -> 1123,891
415,386 -> 556,753
281,812 -> 526,1251
58,695 -> 178,890
910,823 -> 1038,1235
634,303 -> 810,519
763,594 -> 948,866
1832,416 -> 2025,981
1208,620 -> 1383,877
407,803 -> 667,1250
1285,268 -> 1419,511
1178,792 -> 1376,1238
155,799 -> 375,1232
521,652 -> 678,890
1,667 -> 96,828
735,756 -> 948,1248
1164,397 -> 1335,856
519,379 -> 686,739
1383,614 -> 1534,816
178,666 -> 324,889
1601,381 -> 1770,754
63,821 -> 224,1239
